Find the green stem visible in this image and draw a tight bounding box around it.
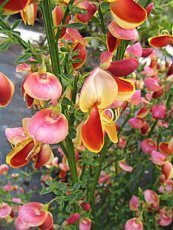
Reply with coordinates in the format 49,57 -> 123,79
41,0 -> 61,76
66,137 -> 78,184
97,0 -> 106,35
56,0 -> 75,40
147,120 -> 158,138
116,40 -> 130,60
88,141 -> 108,206
66,137 -> 79,229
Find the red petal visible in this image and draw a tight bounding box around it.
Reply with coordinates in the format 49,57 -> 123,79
114,77 -> 135,101
0,0 -> 30,14
0,72 -> 15,107
34,144 -> 53,168
76,3 -> 97,23
106,31 -> 121,52
107,58 -> 138,76
6,140 -> 34,168
149,35 -> 173,48
81,106 -> 104,153
110,0 -> 147,29
159,142 -> 172,155
72,43 -> 87,69
142,48 -> 153,57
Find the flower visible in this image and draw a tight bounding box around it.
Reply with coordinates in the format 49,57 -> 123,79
143,189 -> 159,210
149,34 -> 173,48
80,218 -> 91,230
28,108 -> 68,144
140,138 -> 157,154
118,161 -> 133,172
125,217 -> 143,230
23,72 -> 62,108
6,118 -> 54,168
151,104 -> 166,119
0,0 -> 30,15
64,213 -> 80,225
0,72 -> 15,107
21,2 -> 38,26
0,164 -> 9,175
158,207 -> 173,227
15,202 -> 53,230
0,203 -> 12,219
110,0 -> 147,29
52,5 -> 71,38
79,67 -> 135,152
129,195 -> 139,211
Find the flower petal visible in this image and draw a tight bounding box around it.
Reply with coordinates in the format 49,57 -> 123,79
81,106 -> 104,153
0,72 -> 15,107
79,67 -> 118,112
159,142 -> 172,155
23,72 -> 62,103
21,3 -> 38,26
18,203 -> 47,227
107,58 -> 138,76
39,212 -> 54,230
34,144 -> 54,169
28,109 -> 68,144
108,20 -> 139,41
148,35 -> 173,48
5,127 -> 27,145
106,31 -> 121,53
100,110 -> 118,143
72,43 -> 87,69
1,0 -> 30,15
6,139 -> 34,168
0,203 -> 11,218
110,0 -> 147,29
114,77 -> 135,101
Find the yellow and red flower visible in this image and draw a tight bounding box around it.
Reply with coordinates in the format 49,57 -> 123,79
79,67 -> 135,153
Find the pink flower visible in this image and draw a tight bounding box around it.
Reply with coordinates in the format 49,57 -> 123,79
129,90 -> 141,106
65,213 -> 80,225
5,118 -> 54,169
98,171 -> 111,184
0,203 -> 12,219
125,218 -> 143,230
80,218 -> 91,230
15,202 -> 53,229
128,117 -> 144,129
144,77 -> 162,92
129,195 -> 139,211
151,150 -> 167,165
23,72 -> 62,108
108,20 -> 139,41
118,136 -> 127,149
0,164 -> 9,175
151,104 -> 166,119
28,108 -> 68,144
143,189 -> 159,210
158,207 -> 173,227
140,139 -> 157,154
126,43 -> 142,58
119,161 -> 133,172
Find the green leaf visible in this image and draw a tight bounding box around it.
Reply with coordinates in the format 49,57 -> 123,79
12,19 -> 22,29
66,23 -> 84,30
16,53 -> 31,64
0,41 -> 11,52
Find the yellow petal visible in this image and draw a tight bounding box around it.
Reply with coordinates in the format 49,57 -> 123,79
79,67 -> 118,112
